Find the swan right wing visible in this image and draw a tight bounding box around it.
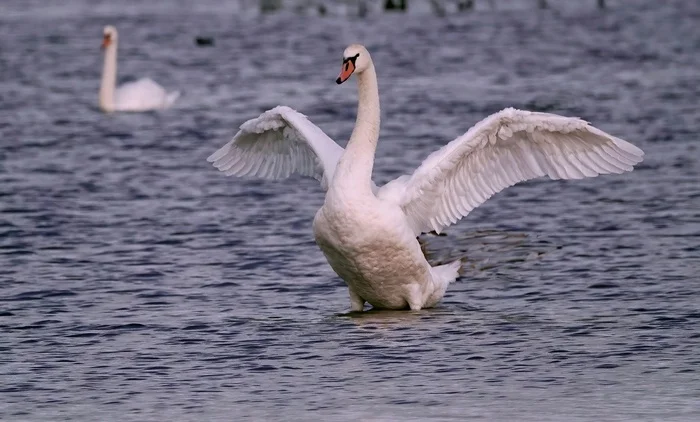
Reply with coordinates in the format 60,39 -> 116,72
207,106 -> 344,190
379,108 -> 644,235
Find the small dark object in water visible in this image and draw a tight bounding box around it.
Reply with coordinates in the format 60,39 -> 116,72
357,1 -> 367,17
429,0 -> 446,16
195,37 -> 214,47
260,0 -> 282,13
384,0 -> 407,12
457,0 -> 474,11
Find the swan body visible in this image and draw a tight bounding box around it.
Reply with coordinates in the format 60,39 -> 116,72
99,26 -> 179,113
208,44 -> 644,311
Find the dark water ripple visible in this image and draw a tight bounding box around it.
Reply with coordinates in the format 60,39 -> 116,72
1,0 -> 700,421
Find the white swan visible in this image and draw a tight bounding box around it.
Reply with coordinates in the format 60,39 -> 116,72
208,44 -> 644,312
99,26 -> 180,113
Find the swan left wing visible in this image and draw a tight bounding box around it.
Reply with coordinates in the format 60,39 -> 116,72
379,108 -> 644,235
207,106 -> 344,190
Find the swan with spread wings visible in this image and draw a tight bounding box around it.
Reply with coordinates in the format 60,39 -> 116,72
208,44 -> 644,312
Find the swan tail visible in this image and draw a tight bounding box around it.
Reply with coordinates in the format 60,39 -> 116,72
432,259 -> 462,284
424,259 -> 462,308
164,90 -> 180,108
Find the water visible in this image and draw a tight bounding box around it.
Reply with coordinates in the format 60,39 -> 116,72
1,0 -> 699,420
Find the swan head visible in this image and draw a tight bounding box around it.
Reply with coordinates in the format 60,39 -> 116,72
102,25 -> 117,49
336,44 -> 371,84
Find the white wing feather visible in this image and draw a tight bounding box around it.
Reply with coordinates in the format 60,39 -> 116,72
207,106 -> 344,190
379,108 -> 644,235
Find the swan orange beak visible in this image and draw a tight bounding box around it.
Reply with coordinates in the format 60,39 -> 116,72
336,59 -> 356,84
101,35 -> 111,49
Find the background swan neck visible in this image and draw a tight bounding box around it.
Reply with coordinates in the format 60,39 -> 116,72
99,43 -> 117,112
335,64 -> 381,191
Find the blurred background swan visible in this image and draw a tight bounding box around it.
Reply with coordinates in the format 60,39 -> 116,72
99,25 -> 180,113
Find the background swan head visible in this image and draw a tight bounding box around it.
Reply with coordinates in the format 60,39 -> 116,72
102,25 -> 117,49
336,44 -> 372,84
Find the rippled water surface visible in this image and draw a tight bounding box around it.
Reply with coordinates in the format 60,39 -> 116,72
1,0 -> 700,421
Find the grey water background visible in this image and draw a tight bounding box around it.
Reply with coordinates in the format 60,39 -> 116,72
1,0 -> 699,420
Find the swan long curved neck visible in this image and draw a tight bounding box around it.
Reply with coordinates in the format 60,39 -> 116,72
334,63 -> 380,192
99,43 -> 117,112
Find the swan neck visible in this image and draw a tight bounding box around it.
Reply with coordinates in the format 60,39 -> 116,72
99,43 -> 117,112
335,64 -> 380,192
